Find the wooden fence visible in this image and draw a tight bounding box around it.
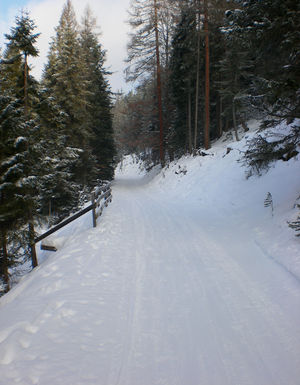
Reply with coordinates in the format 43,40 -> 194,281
91,183 -> 112,228
34,182 -> 112,256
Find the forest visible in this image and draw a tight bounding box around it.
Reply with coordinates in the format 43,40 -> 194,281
114,0 -> 299,166
0,0 -> 115,293
0,0 -> 299,294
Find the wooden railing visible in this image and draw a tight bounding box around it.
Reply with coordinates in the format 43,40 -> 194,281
91,183 -> 112,228
34,182 -> 112,255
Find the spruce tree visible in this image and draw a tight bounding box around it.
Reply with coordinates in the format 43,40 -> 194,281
43,0 -> 97,188
5,11 -> 40,116
0,90 -> 28,292
36,88 -> 81,222
217,35 -> 253,141
169,5 -> 198,155
225,0 -> 300,124
225,0 -> 300,172
1,11 -> 42,271
80,7 -> 115,181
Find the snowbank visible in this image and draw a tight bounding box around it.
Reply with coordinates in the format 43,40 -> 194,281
148,120 -> 300,279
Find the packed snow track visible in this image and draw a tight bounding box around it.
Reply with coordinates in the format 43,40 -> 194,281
0,166 -> 300,384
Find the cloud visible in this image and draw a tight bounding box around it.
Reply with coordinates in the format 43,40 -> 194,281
0,0 -> 132,93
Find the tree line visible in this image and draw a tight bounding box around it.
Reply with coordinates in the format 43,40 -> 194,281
0,0 -> 115,294
114,0 -> 299,167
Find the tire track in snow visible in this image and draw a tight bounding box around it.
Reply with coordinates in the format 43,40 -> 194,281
114,192 -> 149,385
110,182 -> 300,385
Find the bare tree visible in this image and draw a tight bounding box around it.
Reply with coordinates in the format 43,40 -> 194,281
126,0 -> 181,164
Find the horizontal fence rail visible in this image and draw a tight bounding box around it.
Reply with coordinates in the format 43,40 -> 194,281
34,182 -> 112,256
34,204 -> 94,244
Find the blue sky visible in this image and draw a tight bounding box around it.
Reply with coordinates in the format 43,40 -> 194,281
0,0 -> 131,93
0,0 -> 28,16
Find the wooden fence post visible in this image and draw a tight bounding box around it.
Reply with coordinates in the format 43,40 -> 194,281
91,192 -> 97,228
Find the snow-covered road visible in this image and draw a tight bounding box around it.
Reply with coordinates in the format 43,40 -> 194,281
1,165 -> 300,384
106,178 -> 300,385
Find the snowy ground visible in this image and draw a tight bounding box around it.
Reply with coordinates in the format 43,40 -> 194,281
0,122 -> 300,385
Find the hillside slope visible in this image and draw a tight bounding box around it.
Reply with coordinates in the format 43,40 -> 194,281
0,122 -> 300,385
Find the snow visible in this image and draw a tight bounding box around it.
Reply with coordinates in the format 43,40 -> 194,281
0,120 -> 300,385
14,136 -> 27,146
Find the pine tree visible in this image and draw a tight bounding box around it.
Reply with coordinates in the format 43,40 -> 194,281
1,11 -> 42,271
43,0 -> 96,188
0,90 -> 28,292
169,4 -> 198,155
80,6 -> 115,181
126,0 -> 181,163
217,33 -> 253,141
226,0 -> 300,172
5,11 -> 40,117
126,0 -> 179,82
36,88 -> 81,222
168,0 -> 233,155
225,0 -> 300,125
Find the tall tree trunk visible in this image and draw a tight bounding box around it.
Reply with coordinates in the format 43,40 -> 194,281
1,230 -> 10,293
204,0 -> 210,150
194,0 -> 201,150
188,80 -> 192,154
28,211 -> 38,268
218,94 -> 223,137
154,0 -> 164,165
232,99 -> 240,141
24,55 -> 38,268
225,117 -> 229,132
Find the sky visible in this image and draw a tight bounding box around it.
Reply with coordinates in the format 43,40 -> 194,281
0,0 -> 132,93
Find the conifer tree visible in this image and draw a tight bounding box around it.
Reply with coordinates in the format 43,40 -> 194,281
5,11 -> 40,116
2,11 -> 42,270
225,0 -> 300,125
43,0 -> 96,188
80,7 -> 115,181
36,88 -> 81,222
0,89 -> 28,292
217,33 -> 252,141
169,5 -> 198,154
226,0 -> 300,172
126,0 -> 181,163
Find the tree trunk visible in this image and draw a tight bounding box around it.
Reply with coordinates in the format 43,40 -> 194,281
194,0 -> 201,150
241,118 -> 249,132
154,0 -> 164,165
204,0 -> 210,150
218,94 -> 223,137
225,117 -> 229,132
24,50 -> 38,268
232,99 -> 240,141
28,212 -> 38,268
1,230 -> 10,293
188,81 -> 192,154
